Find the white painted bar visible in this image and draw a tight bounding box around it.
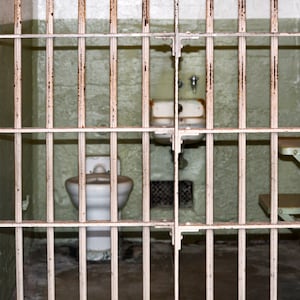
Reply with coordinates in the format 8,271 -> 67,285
1,220 -> 300,230
142,1 -> 151,299
205,1 -> 214,299
45,0 -> 55,299
1,126 -> 300,135
270,1 -> 279,299
2,32 -> 300,40
77,1 -> 87,299
14,1 -> 24,299
238,1 -> 246,299
110,1 -> 119,299
173,1 -> 182,299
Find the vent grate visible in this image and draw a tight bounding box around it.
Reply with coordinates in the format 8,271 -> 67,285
150,180 -> 193,208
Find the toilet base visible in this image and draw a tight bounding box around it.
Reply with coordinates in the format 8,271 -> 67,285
86,228 -> 111,261
87,249 -> 111,261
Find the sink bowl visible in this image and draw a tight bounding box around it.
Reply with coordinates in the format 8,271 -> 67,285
150,99 -> 206,145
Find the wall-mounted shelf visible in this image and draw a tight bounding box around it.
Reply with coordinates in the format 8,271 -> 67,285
279,138 -> 300,163
259,194 -> 300,222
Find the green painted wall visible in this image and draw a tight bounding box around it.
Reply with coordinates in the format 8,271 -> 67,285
0,22 -> 33,298
30,19 -> 299,232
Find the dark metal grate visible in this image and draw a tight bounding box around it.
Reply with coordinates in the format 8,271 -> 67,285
150,180 -> 193,208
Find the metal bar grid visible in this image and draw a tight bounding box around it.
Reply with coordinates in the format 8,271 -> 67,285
2,1 -> 299,300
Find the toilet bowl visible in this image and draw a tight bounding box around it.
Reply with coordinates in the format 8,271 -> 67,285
65,156 -> 133,261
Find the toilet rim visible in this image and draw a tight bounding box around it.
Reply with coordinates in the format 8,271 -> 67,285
66,173 -> 133,186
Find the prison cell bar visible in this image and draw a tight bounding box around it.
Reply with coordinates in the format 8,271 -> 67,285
78,1 -> 87,299
1,220 -> 300,230
270,1 -> 279,299
142,1 -> 151,300
14,1 -> 24,299
238,1 -> 247,299
46,0 -> 55,299
1,126 -> 300,134
206,1 -> 215,299
3,31 -> 300,40
109,1 -> 119,299
172,1 -> 181,300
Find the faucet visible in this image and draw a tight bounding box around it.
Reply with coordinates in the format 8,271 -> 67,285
190,75 -> 199,93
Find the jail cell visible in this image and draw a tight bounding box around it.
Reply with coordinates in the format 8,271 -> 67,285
0,0 -> 300,299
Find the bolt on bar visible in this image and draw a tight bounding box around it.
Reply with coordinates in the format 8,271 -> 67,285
77,0 -> 87,299
14,0 -> 24,299
45,0 -> 55,299
205,1 -> 215,299
142,1 -> 151,300
238,1 -> 247,299
270,1 -> 279,299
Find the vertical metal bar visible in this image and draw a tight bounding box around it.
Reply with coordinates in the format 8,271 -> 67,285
205,1 -> 214,299
238,1 -> 247,299
110,1 -> 119,299
142,1 -> 151,300
270,1 -> 279,299
173,1 -> 181,300
78,1 -> 87,299
46,1 -> 55,299
14,1 -> 24,299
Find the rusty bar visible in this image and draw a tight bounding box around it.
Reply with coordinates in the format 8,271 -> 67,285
142,1 -> 151,299
77,1 -> 87,299
1,220 -> 300,230
238,1 -> 247,299
14,1 -> 24,299
110,1 -> 119,299
2,31 -> 300,39
270,1 -> 279,299
206,1 -> 214,299
45,0 -> 55,299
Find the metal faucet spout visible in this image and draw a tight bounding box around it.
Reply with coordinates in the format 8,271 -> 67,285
190,75 -> 199,93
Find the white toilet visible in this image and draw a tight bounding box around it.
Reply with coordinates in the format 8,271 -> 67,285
65,156 -> 133,261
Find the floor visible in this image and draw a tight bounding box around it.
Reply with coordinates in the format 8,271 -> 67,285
21,236 -> 300,300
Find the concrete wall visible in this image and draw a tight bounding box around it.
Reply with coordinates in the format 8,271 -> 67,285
31,0 -> 300,20
31,17 -> 300,228
30,2 -> 300,228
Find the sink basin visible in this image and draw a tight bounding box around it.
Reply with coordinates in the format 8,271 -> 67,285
150,99 -> 206,145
